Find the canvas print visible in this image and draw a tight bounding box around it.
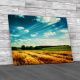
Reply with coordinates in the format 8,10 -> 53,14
8,15 -> 73,65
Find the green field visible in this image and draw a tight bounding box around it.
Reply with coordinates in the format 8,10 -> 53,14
12,45 -> 72,51
41,46 -> 71,51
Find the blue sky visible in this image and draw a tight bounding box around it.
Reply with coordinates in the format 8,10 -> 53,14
8,15 -> 71,47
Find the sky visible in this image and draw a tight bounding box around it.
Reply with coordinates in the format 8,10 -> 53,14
8,15 -> 71,47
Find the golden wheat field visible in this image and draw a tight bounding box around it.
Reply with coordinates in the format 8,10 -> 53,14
12,50 -> 73,65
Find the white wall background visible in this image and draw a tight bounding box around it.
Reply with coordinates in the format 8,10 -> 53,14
0,0 -> 79,65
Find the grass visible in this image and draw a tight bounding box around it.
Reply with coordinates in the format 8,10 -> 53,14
42,46 -> 71,51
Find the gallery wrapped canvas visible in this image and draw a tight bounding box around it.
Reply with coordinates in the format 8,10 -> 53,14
8,15 -> 73,65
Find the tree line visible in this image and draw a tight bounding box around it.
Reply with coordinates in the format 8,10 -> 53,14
12,45 -> 42,50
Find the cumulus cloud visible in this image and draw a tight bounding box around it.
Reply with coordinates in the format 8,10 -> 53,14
31,33 -> 38,37
17,26 -> 24,30
24,29 -> 29,33
17,26 -> 30,33
36,16 -> 60,25
60,29 -> 68,33
18,15 -> 24,18
11,34 -> 20,37
12,38 -> 70,47
44,31 -> 56,37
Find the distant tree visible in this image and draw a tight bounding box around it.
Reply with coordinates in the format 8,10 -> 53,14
25,46 -> 30,50
25,46 -> 29,50
21,45 -> 26,50
29,46 -> 34,50
34,46 -> 42,50
12,47 -> 17,50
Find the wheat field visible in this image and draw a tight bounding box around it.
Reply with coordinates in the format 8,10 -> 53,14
12,50 -> 73,65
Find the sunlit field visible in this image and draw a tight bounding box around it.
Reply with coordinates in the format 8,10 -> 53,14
12,50 -> 73,65
9,15 -> 73,65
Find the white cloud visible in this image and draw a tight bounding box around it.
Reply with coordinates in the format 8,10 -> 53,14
11,34 -> 20,37
18,15 -> 24,18
17,26 -> 30,33
31,33 -> 38,37
12,38 -> 71,47
37,16 -> 60,25
60,29 -> 68,33
24,29 -> 29,33
17,26 -> 24,30
44,31 -> 56,37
